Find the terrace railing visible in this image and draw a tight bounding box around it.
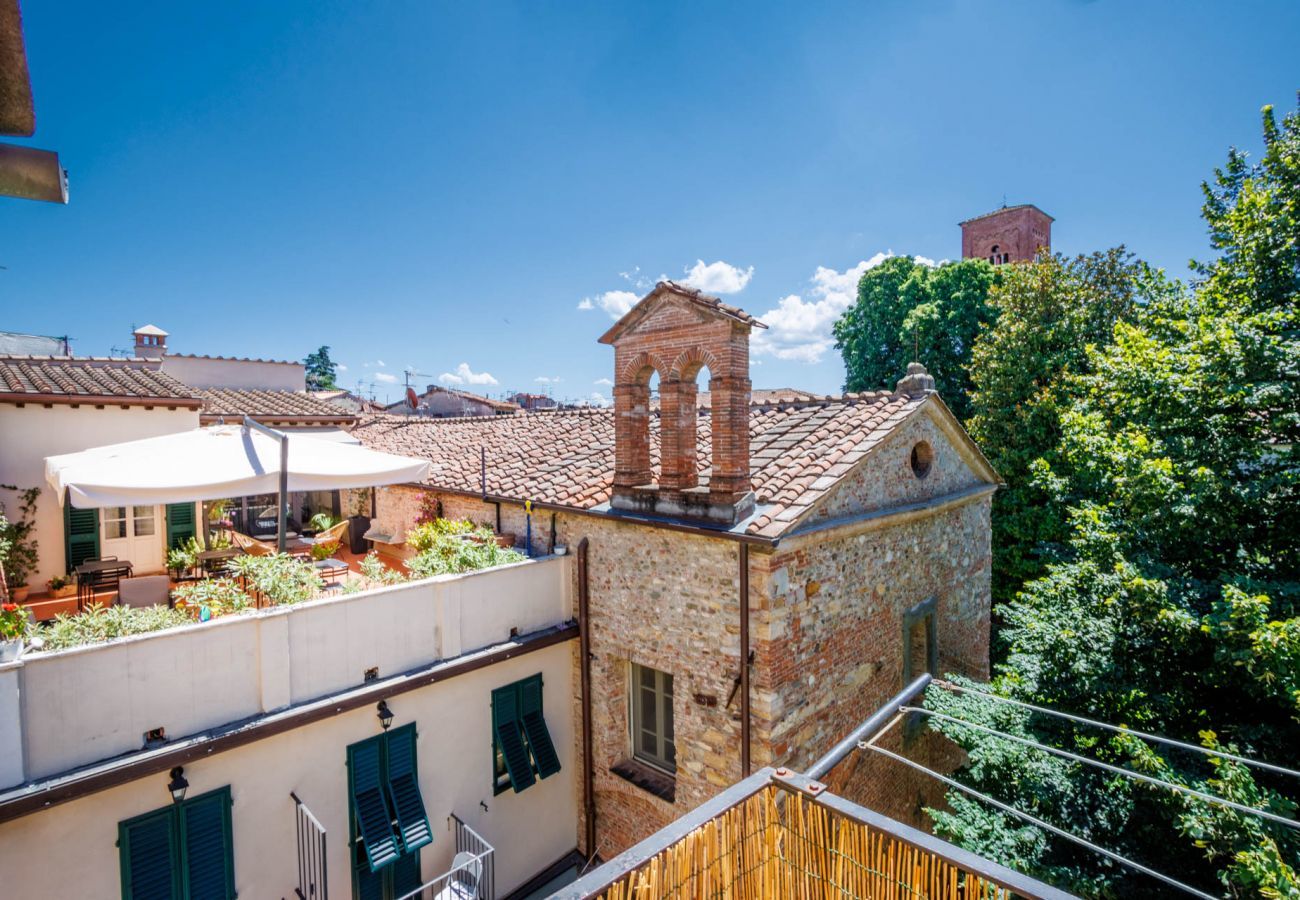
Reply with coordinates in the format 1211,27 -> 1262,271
556,767 -> 1073,900
394,814 -> 496,900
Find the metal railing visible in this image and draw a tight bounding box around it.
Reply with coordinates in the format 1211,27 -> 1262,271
395,814 -> 496,900
555,767 -> 1074,899
292,792 -> 329,900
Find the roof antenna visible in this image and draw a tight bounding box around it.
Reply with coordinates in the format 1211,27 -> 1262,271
1001,192 -> 1007,209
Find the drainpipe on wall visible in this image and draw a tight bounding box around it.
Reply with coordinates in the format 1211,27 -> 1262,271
577,538 -> 597,857
739,543 -> 751,777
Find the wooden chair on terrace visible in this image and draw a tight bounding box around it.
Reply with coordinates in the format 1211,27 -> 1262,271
310,520 -> 349,549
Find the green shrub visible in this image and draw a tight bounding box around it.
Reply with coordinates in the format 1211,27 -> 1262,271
227,554 -> 324,605
172,578 -> 252,617
34,603 -> 194,651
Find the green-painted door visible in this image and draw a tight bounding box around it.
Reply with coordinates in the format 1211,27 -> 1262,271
64,503 -> 100,574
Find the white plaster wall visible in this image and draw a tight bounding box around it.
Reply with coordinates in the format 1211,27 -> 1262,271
160,356 -> 305,390
10,557 -> 570,783
0,642 -> 577,899
0,404 -> 200,588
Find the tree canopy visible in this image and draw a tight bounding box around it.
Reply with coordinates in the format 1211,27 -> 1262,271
834,256 -> 999,420
304,345 -> 338,390
924,99 -> 1300,897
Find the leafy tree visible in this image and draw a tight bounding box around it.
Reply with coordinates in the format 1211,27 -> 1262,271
304,345 -> 338,390
927,100 -> 1300,897
834,256 -> 999,420
965,249 -> 1167,608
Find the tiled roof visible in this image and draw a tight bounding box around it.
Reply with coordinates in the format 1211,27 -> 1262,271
0,357 -> 199,404
199,389 -> 358,422
351,391 -> 928,537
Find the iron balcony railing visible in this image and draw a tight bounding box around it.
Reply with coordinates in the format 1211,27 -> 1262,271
292,791 -> 329,900
555,766 -> 1074,900
395,813 -> 496,900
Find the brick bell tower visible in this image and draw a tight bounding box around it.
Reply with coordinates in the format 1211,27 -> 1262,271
599,281 -> 766,526
960,203 -> 1052,265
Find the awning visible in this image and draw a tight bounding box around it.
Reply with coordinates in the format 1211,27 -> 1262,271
45,424 -> 429,508
278,426 -> 361,445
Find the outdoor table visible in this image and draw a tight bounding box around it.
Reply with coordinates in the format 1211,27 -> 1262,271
312,558 -> 349,584
74,559 -> 134,610
196,547 -> 240,574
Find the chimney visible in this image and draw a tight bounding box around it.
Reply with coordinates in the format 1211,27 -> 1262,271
133,324 -> 168,359
598,281 -> 767,527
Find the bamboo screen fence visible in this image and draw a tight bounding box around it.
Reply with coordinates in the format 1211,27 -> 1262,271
594,786 -> 1005,899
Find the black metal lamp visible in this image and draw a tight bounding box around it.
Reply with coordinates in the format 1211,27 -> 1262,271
377,700 -> 394,731
167,766 -> 189,804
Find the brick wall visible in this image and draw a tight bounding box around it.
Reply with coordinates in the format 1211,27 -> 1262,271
960,206 -> 1052,264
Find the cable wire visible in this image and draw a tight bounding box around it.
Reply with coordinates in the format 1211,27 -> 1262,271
902,706 -> 1300,830
933,679 -> 1300,780
862,713 -> 1219,900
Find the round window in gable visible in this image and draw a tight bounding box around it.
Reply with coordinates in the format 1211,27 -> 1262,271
910,441 -> 934,479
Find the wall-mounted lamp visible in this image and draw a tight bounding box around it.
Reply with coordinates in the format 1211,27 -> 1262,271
167,766 -> 189,804
377,700 -> 394,731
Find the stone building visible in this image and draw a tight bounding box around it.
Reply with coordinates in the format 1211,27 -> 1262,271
386,384 -> 520,418
960,203 -> 1053,264
351,280 -> 999,858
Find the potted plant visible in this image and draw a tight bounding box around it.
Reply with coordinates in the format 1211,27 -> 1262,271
46,575 -> 76,599
0,487 -> 40,605
347,488 -> 372,555
0,600 -> 28,662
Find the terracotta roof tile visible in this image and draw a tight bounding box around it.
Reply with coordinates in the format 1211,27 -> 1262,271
352,391 -> 926,537
198,389 -> 357,422
0,357 -> 198,403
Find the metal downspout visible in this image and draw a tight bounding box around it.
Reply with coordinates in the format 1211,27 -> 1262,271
577,538 -> 597,857
740,543 -> 751,777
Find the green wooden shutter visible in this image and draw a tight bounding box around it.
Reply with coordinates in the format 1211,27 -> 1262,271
348,735 -> 401,872
391,850 -> 422,897
384,724 -> 432,853
354,863 -> 385,900
64,503 -> 100,574
492,685 -> 535,792
166,502 -> 197,550
180,788 -> 235,900
521,676 -> 562,779
119,806 -> 179,900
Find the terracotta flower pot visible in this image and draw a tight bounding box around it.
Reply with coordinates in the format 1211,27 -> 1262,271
10,586 -> 29,604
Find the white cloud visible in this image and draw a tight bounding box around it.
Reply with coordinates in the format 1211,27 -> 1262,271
376,359 -> 386,368
593,377 -> 613,386
682,259 -> 753,295
588,392 -> 611,407
752,253 -> 892,363
374,372 -> 398,384
437,362 -> 499,386
914,255 -> 938,267
534,376 -> 562,384
337,364 -> 348,372
578,289 -> 639,320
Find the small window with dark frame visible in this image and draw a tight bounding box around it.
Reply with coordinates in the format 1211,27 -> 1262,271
631,663 -> 676,774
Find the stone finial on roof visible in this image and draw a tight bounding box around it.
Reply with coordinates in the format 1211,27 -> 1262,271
894,362 -> 935,398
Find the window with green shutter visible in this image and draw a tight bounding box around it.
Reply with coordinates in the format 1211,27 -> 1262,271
118,787 -> 234,900
166,502 -> 197,550
347,729 -> 429,900
491,673 -> 561,794
64,502 -> 99,574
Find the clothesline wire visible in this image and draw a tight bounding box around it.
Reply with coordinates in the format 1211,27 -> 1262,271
932,679 -> 1300,780
862,712 -> 1219,900
901,705 -> 1299,830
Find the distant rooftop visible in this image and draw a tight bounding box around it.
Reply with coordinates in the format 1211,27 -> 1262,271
0,330 -> 70,356
198,388 -> 357,423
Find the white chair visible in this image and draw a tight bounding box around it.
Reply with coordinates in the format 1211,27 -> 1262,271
117,575 -> 172,609
434,852 -> 481,900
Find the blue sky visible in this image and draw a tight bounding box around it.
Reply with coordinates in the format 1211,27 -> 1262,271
3,2 -> 1298,401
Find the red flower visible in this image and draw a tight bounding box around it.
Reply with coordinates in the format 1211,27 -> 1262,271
1,603 -> 17,612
